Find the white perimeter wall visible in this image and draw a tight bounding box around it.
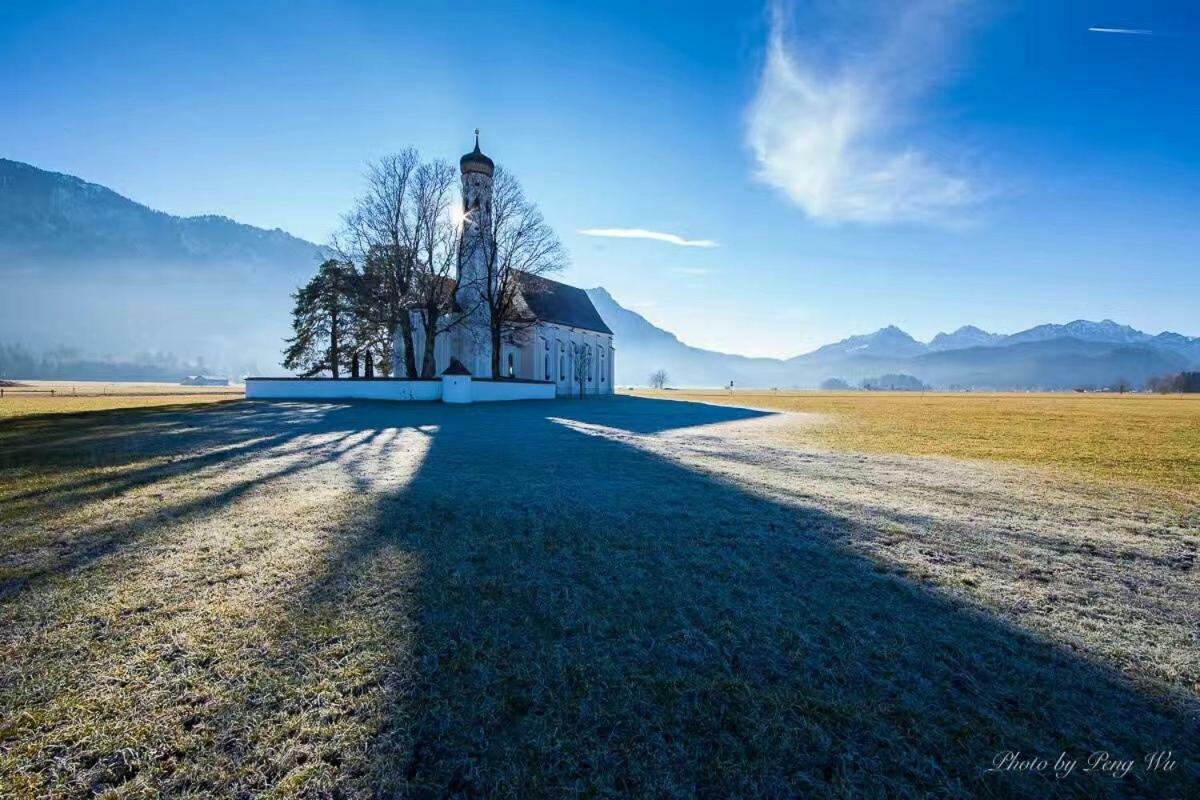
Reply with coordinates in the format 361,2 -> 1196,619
471,380 -> 556,402
246,379 -> 442,402
245,378 -> 555,403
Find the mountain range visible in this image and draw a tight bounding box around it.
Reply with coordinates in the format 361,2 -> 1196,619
1,158 -> 1195,388
587,290 -> 1199,390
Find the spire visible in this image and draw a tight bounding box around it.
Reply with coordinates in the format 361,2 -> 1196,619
474,128 -> 480,151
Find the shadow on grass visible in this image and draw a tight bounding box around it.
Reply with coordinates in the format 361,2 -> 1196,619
2,396 -> 1195,797
287,397 -> 1196,798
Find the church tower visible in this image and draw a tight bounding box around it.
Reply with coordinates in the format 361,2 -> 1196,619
457,130 -> 495,376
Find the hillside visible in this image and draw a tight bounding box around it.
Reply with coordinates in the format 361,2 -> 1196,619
0,159 -> 321,269
0,159 -> 326,376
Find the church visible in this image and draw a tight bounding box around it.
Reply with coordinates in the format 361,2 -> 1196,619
395,135 -> 615,397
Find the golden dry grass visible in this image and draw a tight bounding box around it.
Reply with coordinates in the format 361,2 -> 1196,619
0,381 -> 243,419
627,390 -> 1200,504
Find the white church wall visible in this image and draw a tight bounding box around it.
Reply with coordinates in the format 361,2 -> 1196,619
537,322 -> 614,397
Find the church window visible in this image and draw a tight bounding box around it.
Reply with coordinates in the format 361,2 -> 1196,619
543,338 -> 550,381
587,345 -> 593,382
507,352 -> 514,378
600,347 -> 606,382
559,342 -> 565,380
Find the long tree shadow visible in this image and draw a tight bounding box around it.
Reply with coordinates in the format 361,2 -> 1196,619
0,401 -> 425,598
287,396 -> 1196,798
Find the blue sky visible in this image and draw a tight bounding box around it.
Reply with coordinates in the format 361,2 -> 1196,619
2,0 -> 1198,356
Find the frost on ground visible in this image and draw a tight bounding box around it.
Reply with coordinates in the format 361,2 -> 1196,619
0,396 -> 1196,798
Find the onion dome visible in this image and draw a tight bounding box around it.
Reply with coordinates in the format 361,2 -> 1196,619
460,129 -> 494,176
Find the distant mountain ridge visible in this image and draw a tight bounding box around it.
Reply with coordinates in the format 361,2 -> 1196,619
0,158 -> 322,268
929,325 -> 1006,351
586,290 -> 1199,389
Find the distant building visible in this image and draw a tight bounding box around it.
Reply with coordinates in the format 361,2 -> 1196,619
181,375 -> 229,386
394,134 -> 614,397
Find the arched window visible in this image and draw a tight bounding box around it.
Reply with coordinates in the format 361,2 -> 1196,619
587,344 -> 593,382
600,347 -> 606,383
507,352 -> 514,378
558,342 -> 565,381
543,338 -> 550,381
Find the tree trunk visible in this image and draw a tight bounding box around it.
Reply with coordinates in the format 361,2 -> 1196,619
420,313 -> 439,379
397,314 -> 418,378
490,326 -> 502,379
330,308 -> 340,379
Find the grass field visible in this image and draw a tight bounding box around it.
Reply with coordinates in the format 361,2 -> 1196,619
1,395 -> 1196,797
630,390 -> 1200,504
0,381 -> 243,419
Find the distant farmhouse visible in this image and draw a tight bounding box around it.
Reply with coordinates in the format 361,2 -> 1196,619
180,375 -> 229,386
397,135 -> 614,397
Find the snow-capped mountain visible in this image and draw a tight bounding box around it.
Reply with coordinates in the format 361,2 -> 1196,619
928,325 -> 1007,351
791,325 -> 929,361
1005,319 -> 1152,346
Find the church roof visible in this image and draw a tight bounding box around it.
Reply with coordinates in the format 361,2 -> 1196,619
442,357 -> 472,375
515,272 -> 613,335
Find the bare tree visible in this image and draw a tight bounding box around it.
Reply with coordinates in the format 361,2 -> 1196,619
649,369 -> 669,390
411,159 -> 473,378
336,151 -> 421,377
572,343 -> 592,399
1114,377 -> 1131,394
472,167 -> 566,378
338,151 -> 479,379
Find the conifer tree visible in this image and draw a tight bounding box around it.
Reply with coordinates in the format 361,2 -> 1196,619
282,259 -> 358,377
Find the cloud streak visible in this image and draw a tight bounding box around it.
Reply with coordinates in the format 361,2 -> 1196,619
578,228 -> 718,248
1088,27 -> 1154,36
746,1 -> 979,225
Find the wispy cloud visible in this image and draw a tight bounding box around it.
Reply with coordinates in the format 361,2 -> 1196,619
746,1 -> 980,225
1088,27 -> 1154,36
578,228 -> 718,248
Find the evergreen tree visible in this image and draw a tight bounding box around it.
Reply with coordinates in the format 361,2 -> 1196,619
282,259 -> 358,377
